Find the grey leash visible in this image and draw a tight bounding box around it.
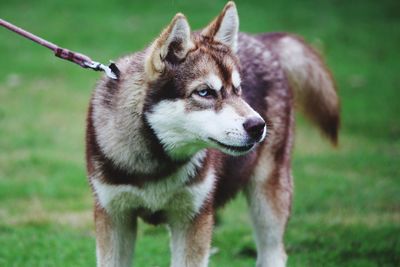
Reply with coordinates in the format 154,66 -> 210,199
0,18 -> 120,80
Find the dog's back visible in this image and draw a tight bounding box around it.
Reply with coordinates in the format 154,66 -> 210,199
213,32 -> 339,208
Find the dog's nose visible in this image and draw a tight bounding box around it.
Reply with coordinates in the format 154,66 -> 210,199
243,117 -> 266,141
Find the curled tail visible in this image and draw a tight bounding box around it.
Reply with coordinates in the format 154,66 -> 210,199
268,34 -> 340,145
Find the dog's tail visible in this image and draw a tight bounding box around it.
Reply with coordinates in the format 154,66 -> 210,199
268,34 -> 340,145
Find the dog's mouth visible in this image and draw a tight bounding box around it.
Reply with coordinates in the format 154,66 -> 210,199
208,138 -> 254,153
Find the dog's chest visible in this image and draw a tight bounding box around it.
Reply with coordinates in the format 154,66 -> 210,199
92,167 -> 214,220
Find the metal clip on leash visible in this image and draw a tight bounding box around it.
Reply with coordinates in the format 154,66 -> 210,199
0,18 -> 119,80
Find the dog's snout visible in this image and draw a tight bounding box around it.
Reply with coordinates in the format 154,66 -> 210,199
243,117 -> 265,141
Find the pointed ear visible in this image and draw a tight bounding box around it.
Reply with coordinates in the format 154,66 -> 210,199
201,1 -> 239,52
145,13 -> 194,80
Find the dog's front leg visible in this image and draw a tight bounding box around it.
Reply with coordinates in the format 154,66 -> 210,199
245,162 -> 292,267
94,204 -> 137,267
169,210 -> 213,267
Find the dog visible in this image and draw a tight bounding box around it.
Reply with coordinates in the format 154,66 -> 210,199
86,1 -> 340,266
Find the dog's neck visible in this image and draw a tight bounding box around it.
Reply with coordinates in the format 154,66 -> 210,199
89,54 -> 204,184
89,100 -> 201,185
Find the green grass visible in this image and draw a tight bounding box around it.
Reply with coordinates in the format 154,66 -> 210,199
0,0 -> 399,266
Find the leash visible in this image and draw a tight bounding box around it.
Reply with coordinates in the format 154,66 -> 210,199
0,18 -> 119,80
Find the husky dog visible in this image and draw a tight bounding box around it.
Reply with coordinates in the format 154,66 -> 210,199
86,1 -> 339,266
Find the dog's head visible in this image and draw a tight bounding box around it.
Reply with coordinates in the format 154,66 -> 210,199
143,2 -> 266,159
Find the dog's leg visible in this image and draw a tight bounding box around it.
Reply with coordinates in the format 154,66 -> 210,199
168,210 -> 213,267
95,204 -> 137,267
245,157 -> 292,267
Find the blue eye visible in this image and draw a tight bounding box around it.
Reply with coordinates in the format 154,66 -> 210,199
198,89 -> 209,97
196,88 -> 216,98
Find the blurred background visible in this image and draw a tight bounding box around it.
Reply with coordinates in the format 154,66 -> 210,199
0,0 -> 399,266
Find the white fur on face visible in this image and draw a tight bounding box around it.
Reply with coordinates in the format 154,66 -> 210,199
231,70 -> 241,88
206,73 -> 223,91
145,99 -> 262,158
187,73 -> 223,92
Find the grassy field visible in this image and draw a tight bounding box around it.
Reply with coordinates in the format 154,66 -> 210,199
0,0 -> 399,266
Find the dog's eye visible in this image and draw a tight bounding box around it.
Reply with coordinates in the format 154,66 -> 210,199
196,88 -> 217,98
233,86 -> 242,95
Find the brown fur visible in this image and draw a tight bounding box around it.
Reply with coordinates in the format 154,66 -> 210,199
262,33 -> 340,144
183,206 -> 214,264
86,2 -> 339,266
94,203 -> 137,267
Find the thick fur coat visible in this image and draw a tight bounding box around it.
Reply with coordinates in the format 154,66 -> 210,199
86,2 -> 340,267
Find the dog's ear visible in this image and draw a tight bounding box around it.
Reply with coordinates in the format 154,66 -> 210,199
145,13 -> 194,80
201,1 -> 239,52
